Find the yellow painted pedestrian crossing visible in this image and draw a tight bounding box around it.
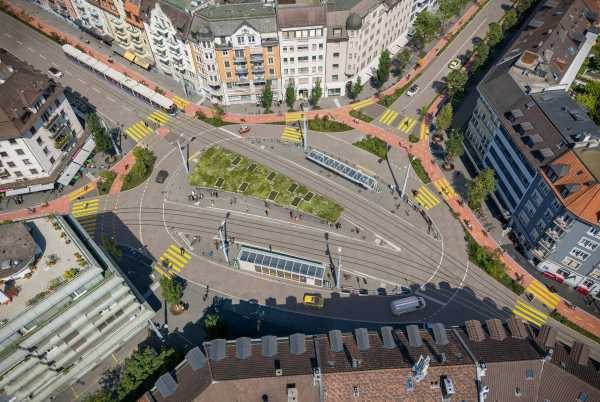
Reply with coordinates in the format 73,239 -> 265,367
172,95 -> 189,110
398,116 -> 418,133
126,121 -> 154,142
379,109 -> 398,126
147,110 -> 171,125
76,214 -> 97,236
433,178 -> 457,201
351,98 -> 376,110
66,184 -> 96,201
512,299 -> 548,327
414,186 -> 440,210
419,122 -> 429,141
155,244 -> 192,278
281,126 -> 303,143
285,112 -> 305,124
71,198 -> 99,217
526,280 -> 561,309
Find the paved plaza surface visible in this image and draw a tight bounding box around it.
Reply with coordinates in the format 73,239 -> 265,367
2,5 -> 600,400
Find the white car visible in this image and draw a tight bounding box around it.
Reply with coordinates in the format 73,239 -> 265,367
406,84 -> 419,97
448,58 -> 462,70
47,67 -> 63,79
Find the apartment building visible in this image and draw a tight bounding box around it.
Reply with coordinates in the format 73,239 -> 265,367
277,4 -> 327,100
71,0 -> 115,38
324,0 -> 415,96
141,0 -> 200,94
38,0 -> 79,21
139,319 -> 600,401
0,215 -> 154,402
188,2 -> 282,105
0,49 -> 85,194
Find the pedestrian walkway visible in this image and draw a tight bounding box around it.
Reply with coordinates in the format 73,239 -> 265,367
285,112 -> 305,124
512,299 -> 549,327
155,244 -> 192,278
433,178 -> 457,201
172,96 -> 189,110
414,186 -> 439,210
526,280 -> 561,310
66,184 -> 96,201
419,122 -> 429,141
71,198 -> 99,217
378,109 -> 399,126
397,116 -> 418,134
281,126 -> 303,143
351,99 -> 376,110
126,121 -> 154,142
147,110 -> 171,125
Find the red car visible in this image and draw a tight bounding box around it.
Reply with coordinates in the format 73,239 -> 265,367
543,271 -> 564,283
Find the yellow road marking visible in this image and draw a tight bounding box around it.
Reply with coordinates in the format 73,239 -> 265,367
398,117 -> 418,133
168,244 -> 192,259
527,281 -> 560,309
419,122 -> 429,141
154,264 -> 173,278
67,184 -> 96,201
433,178 -> 457,200
379,109 -> 398,126
281,126 -> 302,143
148,111 -> 170,124
351,98 -> 375,110
173,96 -> 189,109
414,186 -> 439,209
512,300 -> 548,327
71,199 -> 99,217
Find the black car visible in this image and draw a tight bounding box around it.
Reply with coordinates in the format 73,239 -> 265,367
155,170 -> 169,183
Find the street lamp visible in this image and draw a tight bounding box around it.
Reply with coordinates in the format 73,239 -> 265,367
337,246 -> 342,290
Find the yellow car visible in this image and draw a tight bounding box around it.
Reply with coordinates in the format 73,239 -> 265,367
303,293 -> 325,308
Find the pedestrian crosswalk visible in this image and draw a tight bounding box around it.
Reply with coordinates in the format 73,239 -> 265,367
351,98 -> 376,110
154,244 -> 192,278
67,184 -> 96,201
172,95 -> 189,110
433,178 -> 457,201
414,186 -> 440,210
379,109 -> 398,126
419,122 -> 429,141
397,116 -> 418,133
71,198 -> 99,217
285,112 -> 305,124
76,215 -> 97,236
526,280 -> 561,310
281,126 -> 303,143
147,110 -> 171,125
512,299 -> 549,327
126,121 -> 154,142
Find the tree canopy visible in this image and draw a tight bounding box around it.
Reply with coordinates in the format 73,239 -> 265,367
467,168 -> 496,211
446,69 -> 468,97
487,22 -> 503,47
375,49 -> 391,87
86,113 -> 112,154
160,276 -> 184,305
261,80 -> 273,112
413,11 -> 441,49
444,128 -> 465,164
436,103 -> 453,132
285,80 -> 296,110
310,78 -> 322,107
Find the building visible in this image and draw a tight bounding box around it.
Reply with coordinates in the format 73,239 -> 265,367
71,0 -> 116,39
141,0 -> 201,94
188,2 -> 282,105
139,319 -> 600,401
0,49 -> 85,195
0,215 -> 154,402
0,222 -> 38,282
463,0 -> 600,294
324,0 -> 416,96
277,3 -> 327,101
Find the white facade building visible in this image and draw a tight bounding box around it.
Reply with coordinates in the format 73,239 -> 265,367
71,0 -> 114,37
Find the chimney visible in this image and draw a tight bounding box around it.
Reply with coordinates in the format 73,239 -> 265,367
571,342 -> 590,366
465,320 -> 486,342
155,372 -> 177,398
486,319 -> 507,341
235,337 -> 252,360
18,89 -> 29,109
354,328 -> 370,351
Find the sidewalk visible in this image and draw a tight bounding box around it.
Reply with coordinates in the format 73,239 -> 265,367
109,150 -> 136,194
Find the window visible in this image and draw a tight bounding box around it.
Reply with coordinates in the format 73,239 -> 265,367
9,139 -> 17,144
22,159 -> 31,165
562,257 -> 581,270
518,210 -> 530,226
524,201 -> 536,216
49,156 -> 55,164
15,149 -> 25,156
590,269 -> 600,280
269,68 -> 274,74
237,36 -> 244,45
333,52 -> 340,58
248,35 -> 255,43
539,181 -> 550,196
588,227 -> 600,239
29,168 -> 39,175
43,147 -> 49,155
226,72 -> 232,78
224,61 -> 230,68
36,137 -> 43,145
570,247 -> 590,261
332,74 -> 338,81
526,369 -> 534,380
543,209 -> 553,222
352,386 -> 359,397
7,161 -> 16,168
319,43 -> 323,49
531,190 -> 543,206
0,152 -> 7,157
578,237 -> 599,251
551,198 -> 561,211
14,170 -> 22,177
268,57 -> 274,64
578,392 -> 589,402
333,63 -> 339,68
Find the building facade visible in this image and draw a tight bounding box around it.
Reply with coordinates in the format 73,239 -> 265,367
0,216 -> 154,402
71,0 -> 115,37
0,49 -> 84,192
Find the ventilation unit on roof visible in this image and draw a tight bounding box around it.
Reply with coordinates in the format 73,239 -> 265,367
412,354 -> 430,383
355,328 -> 370,351
407,325 -> 423,348
380,326 -> 396,349
289,333 -> 305,355
262,335 -> 278,357
155,373 -> 177,398
465,320 -> 486,342
185,347 -> 206,370
208,339 -> 226,361
443,377 -> 456,396
432,323 -> 449,346
329,330 -> 343,352
235,337 -> 252,359
486,319 -> 507,341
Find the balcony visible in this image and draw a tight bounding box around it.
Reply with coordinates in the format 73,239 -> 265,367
538,237 -> 556,252
545,227 -> 563,241
153,39 -> 165,49
236,67 -> 248,75
234,57 -> 246,64
531,247 -> 549,260
252,65 -> 264,74
553,216 -> 574,231
54,131 -> 73,151
250,53 -> 263,62
155,23 -> 168,35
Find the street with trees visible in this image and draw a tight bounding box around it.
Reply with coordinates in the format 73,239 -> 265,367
467,168 -> 496,211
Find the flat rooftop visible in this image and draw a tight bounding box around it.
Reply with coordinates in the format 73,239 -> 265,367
0,217 -> 93,323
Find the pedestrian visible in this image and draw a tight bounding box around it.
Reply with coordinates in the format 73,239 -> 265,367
180,246 -> 185,256
289,211 -> 293,219
265,209 -> 269,216
269,244 -> 272,252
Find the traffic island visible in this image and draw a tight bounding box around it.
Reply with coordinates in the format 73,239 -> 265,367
188,145 -> 343,223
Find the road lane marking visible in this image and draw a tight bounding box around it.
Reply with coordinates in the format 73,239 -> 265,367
4,33 -> 12,37
77,78 -> 87,84
27,47 -> 34,52
92,87 -> 101,93
40,55 -> 47,60
16,40 -> 23,45
106,96 -> 115,102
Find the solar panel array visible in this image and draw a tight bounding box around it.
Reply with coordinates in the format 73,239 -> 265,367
431,323 -> 449,346
238,247 -> 325,279
355,328 -> 370,351
407,325 -> 423,348
329,330 -> 343,352
261,335 -> 278,357
185,347 -> 206,370
306,149 -> 377,190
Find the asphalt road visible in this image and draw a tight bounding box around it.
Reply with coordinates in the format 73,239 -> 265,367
2,5 -> 599,355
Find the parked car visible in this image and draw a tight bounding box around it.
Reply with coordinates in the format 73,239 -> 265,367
406,84 -> 419,97
303,293 -> 325,308
47,67 -> 63,79
448,58 -> 462,70
155,170 -> 169,183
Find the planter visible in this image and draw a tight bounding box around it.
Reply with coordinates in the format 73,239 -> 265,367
169,303 -> 185,315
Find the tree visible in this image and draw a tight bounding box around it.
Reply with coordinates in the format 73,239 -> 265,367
436,103 -> 453,132
503,9 -> 518,32
261,80 -> 273,112
472,42 -> 490,71
413,11 -> 441,49
204,312 -> 227,339
348,77 -> 363,100
487,22 -> 503,47
438,0 -> 459,26
310,78 -> 322,107
515,0 -> 532,13
160,276 -> 183,306
375,49 -> 391,87
117,347 -> 177,400
444,129 -> 464,168
446,68 -> 468,97
393,48 -> 411,76
101,234 -> 122,259
285,80 -> 296,110
467,168 -> 496,211
86,113 -> 112,154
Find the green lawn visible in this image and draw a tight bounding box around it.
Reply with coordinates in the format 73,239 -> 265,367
353,136 -> 388,159
189,145 -> 343,223
308,116 -> 352,132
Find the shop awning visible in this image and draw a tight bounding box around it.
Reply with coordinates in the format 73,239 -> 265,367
57,162 -> 82,186
123,51 -> 136,62
5,183 -> 55,196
